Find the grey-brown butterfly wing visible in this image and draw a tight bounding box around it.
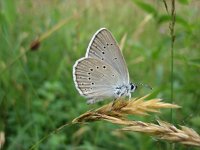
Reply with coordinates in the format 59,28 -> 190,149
86,28 -> 129,85
73,57 -> 121,104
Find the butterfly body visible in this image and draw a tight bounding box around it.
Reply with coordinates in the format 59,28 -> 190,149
73,28 -> 137,104
114,83 -> 137,99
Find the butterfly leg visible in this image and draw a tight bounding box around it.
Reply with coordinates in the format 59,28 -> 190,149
87,99 -> 96,104
128,93 -> 131,100
111,98 -> 117,108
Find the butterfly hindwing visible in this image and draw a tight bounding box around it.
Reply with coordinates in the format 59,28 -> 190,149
73,57 -> 121,103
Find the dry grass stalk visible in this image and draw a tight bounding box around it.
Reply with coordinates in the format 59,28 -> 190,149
0,132 -> 5,150
73,111 -> 200,147
72,95 -> 200,147
73,94 -> 180,122
122,120 -> 200,146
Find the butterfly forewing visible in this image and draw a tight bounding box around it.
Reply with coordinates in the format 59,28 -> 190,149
86,28 -> 129,85
73,57 -> 121,103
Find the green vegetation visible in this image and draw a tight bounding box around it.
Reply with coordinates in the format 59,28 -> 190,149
0,0 -> 199,149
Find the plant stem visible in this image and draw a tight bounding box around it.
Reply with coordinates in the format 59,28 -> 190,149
169,0 -> 176,123
169,1 -> 176,149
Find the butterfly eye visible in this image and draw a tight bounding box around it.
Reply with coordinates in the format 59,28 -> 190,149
90,68 -> 93,71
102,51 -> 105,54
103,65 -> 106,69
131,85 -> 134,90
130,84 -> 137,91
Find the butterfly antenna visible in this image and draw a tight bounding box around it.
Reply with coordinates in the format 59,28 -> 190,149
135,82 -> 152,90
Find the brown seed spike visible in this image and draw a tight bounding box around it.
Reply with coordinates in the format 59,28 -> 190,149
30,39 -> 40,51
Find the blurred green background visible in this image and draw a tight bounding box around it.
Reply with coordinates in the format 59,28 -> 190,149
0,0 -> 200,149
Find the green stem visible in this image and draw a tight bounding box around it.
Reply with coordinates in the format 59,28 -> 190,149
169,1 -> 176,149
170,0 -> 176,123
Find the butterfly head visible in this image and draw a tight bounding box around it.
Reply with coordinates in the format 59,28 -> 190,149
130,82 -> 137,92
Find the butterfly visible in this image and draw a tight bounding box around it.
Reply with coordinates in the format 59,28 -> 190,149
73,28 -> 137,104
